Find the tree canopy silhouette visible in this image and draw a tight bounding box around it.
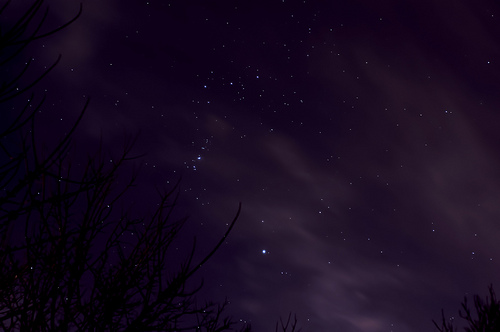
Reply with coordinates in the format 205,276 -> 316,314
434,285 -> 500,332
0,1 -> 249,331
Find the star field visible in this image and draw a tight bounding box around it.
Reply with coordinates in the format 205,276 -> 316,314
15,0 -> 500,331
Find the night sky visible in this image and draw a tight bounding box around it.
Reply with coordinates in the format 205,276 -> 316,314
10,0 -> 500,330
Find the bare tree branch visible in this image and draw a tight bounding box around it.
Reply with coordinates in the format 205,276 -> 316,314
0,2 -> 249,331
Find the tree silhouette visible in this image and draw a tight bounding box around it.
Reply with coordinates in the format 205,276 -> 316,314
275,313 -> 300,332
434,285 -> 500,332
0,1 -> 249,331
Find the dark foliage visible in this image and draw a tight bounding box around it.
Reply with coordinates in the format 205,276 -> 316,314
0,1 -> 248,331
434,285 -> 500,332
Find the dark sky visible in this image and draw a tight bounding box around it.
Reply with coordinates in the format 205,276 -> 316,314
11,0 -> 500,330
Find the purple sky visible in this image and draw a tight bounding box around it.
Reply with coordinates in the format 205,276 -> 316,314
12,0 -> 500,330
